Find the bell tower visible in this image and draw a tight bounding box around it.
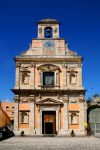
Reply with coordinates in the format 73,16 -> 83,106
37,18 -> 60,38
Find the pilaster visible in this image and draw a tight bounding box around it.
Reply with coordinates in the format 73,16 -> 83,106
29,102 -> 35,134
62,65 -> 67,87
30,64 -> 35,88
15,63 -> 21,87
79,102 -> 85,130
63,99 -> 69,130
56,109 -> 59,133
78,65 -> 82,86
14,102 -> 19,131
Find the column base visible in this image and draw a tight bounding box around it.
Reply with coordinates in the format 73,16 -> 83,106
58,129 -> 86,136
35,128 -> 41,135
58,129 -> 70,136
14,129 -> 35,136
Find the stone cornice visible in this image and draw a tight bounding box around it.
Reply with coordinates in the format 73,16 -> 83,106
14,57 -> 83,63
12,89 -> 86,95
32,38 -> 64,40
36,98 -> 63,105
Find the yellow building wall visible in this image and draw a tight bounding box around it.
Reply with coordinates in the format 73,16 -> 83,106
19,103 -> 30,110
69,124 -> 79,129
19,124 -> 29,128
68,103 -> 79,111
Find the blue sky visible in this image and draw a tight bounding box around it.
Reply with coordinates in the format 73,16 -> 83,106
0,0 -> 100,101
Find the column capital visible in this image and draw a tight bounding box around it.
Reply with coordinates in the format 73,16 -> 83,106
37,105 -> 40,111
29,98 -> 35,102
78,98 -> 85,103
16,63 -> 21,68
58,105 -> 61,112
14,97 -> 20,102
30,63 -> 36,68
63,99 -> 69,103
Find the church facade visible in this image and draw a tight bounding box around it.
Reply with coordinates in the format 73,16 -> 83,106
12,19 -> 86,136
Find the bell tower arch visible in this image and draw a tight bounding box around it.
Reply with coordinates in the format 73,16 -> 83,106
37,18 -> 60,38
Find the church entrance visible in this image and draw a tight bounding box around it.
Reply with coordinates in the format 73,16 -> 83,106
42,111 -> 56,134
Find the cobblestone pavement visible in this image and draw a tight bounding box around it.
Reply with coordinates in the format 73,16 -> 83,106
0,136 -> 100,150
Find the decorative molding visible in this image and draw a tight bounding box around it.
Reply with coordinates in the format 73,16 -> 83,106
63,99 -> 69,103
15,57 -> 82,63
58,105 -> 61,112
28,98 -> 35,102
30,63 -> 36,68
36,98 -> 63,105
37,64 -> 61,72
67,66 -> 78,73
16,63 -> 21,68
37,105 -> 40,111
14,97 -> 20,102
78,98 -> 85,103
78,63 -> 82,68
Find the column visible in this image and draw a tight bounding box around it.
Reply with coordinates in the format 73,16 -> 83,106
29,102 -> 35,134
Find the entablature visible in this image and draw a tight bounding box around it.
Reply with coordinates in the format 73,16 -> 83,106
14,56 -> 83,63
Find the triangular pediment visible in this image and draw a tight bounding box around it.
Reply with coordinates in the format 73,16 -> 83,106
36,98 -> 63,105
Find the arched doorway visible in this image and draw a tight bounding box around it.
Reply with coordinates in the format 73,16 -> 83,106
87,106 -> 100,134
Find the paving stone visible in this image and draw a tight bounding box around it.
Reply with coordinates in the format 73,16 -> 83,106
0,136 -> 100,150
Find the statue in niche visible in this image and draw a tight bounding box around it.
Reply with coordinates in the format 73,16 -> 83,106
71,113 -> 78,124
21,112 -> 29,123
70,73 -> 77,84
21,72 -> 29,84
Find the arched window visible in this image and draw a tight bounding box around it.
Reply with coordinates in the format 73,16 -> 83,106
44,27 -> 53,38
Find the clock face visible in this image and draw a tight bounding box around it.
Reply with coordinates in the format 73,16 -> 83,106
43,40 -> 55,55
44,41 -> 55,48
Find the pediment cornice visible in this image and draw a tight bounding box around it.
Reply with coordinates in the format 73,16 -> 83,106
36,98 -> 63,105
